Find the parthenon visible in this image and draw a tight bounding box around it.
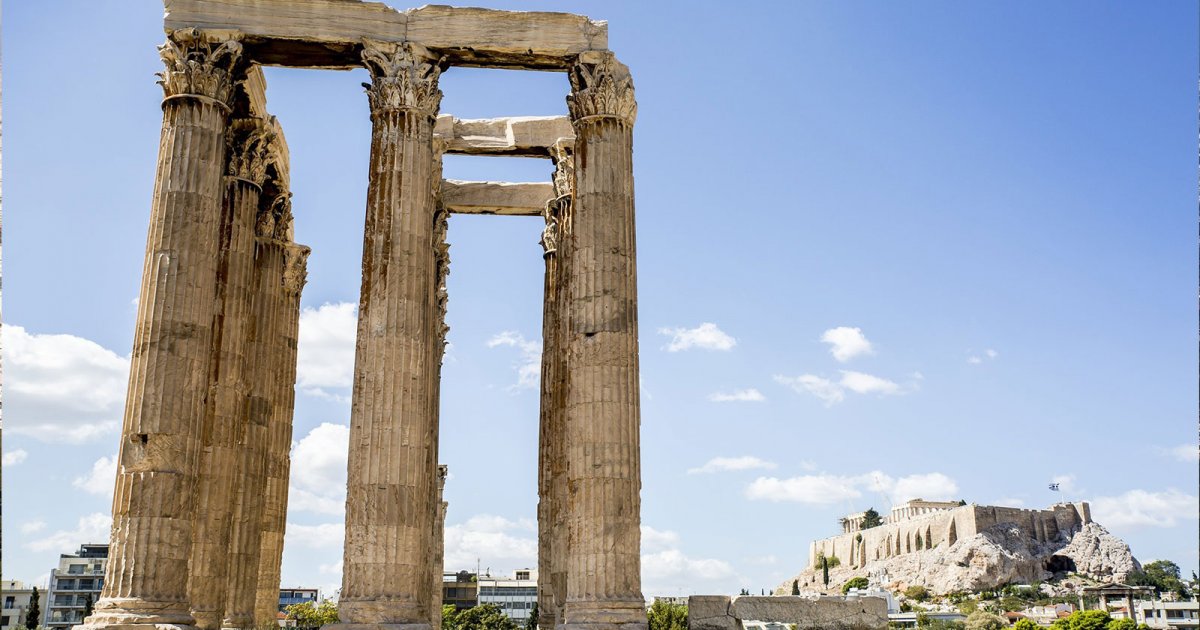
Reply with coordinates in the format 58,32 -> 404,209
80,3 -> 645,630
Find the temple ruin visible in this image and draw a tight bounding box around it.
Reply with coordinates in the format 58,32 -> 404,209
80,3 -> 645,630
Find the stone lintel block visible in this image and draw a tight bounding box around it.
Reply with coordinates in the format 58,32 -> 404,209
164,1 -> 607,70
687,596 -> 736,630
729,596 -> 888,630
442,180 -> 554,216
435,115 -> 574,157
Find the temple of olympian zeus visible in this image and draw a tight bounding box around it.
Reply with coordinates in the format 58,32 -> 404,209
81,3 -> 644,630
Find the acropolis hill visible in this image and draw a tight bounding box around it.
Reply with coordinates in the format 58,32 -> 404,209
781,499 -> 1140,595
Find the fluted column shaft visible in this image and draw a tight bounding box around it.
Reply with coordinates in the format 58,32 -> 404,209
539,146 -> 572,630
252,232 -> 308,626
431,465 -> 449,630
83,31 -> 241,630
335,41 -> 442,630
190,116 -> 273,630
562,52 -> 645,630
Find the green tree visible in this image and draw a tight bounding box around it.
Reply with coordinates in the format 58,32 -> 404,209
904,586 -> 929,602
1128,560 -> 1191,599
443,604 -> 519,630
646,600 -> 687,630
1013,619 -> 1039,630
1106,619 -> 1137,630
525,604 -> 538,630
822,558 -> 830,589
24,587 -> 40,630
861,509 -> 883,529
1051,610 -> 1112,630
443,605 -> 460,630
841,577 -> 869,594
791,580 -> 800,596
963,610 -> 1006,630
285,600 -> 340,629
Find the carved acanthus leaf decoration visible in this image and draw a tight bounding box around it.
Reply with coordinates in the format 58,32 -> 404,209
550,141 -> 574,199
433,206 -> 451,349
157,29 -> 243,106
227,117 -> 275,186
282,245 -> 310,296
360,41 -> 444,117
567,52 -> 636,124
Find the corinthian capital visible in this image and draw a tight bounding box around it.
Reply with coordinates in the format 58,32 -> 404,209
157,28 -> 243,108
567,51 -> 636,125
227,117 -> 275,186
360,41 -> 443,118
283,244 -> 311,297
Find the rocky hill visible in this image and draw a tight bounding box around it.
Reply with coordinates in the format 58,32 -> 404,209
779,522 -> 1139,595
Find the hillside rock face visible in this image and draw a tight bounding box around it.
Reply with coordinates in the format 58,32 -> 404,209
781,521 -> 1138,595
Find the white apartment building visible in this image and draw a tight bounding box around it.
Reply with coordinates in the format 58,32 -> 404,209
1,581 -> 39,630
477,569 -> 538,623
44,543 -> 108,629
1135,601 -> 1200,629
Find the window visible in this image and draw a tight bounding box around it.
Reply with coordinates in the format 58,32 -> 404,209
58,579 -> 76,590
68,565 -> 85,575
3,598 -> 12,610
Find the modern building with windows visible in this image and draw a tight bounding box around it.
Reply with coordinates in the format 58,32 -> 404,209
278,588 -> 320,612
43,543 -> 108,629
477,569 -> 538,623
443,571 -> 478,611
1,580 -> 39,630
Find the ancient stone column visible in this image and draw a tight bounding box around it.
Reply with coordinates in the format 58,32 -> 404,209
431,465 -> 449,630
81,30 -> 241,630
538,143 -> 572,630
188,114 -> 274,630
561,52 -> 645,630
333,41 -> 443,630
252,198 -> 309,626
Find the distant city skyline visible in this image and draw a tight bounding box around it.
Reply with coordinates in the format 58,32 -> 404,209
3,0 -> 1197,598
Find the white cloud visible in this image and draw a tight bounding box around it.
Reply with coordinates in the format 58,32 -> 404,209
745,470 -> 958,505
820,327 -> 873,362
288,423 -> 350,516
708,388 -> 765,403
3,449 -> 28,467
1051,474 -> 1078,494
2,324 -> 129,443
968,348 -> 998,365
73,455 -> 117,496
641,525 -> 737,595
21,520 -> 46,534
487,331 -> 542,390
1160,444 -> 1198,462
296,302 -> 358,395
285,522 -> 345,549
838,371 -> 901,395
688,456 -> 777,475
774,374 -> 844,406
25,513 -> 112,553
444,514 -> 538,572
1091,489 -> 1199,529
774,371 -> 903,406
658,323 -> 736,352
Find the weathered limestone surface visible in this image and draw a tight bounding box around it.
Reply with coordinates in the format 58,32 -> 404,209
164,1 -> 607,69
685,597 -> 737,630
562,51 -> 644,630
537,144 -> 572,630
335,40 -> 442,630
82,31 -> 242,630
188,113 -> 275,630
440,180 -> 554,216
687,596 -> 888,630
252,234 -> 308,626
434,115 -> 573,156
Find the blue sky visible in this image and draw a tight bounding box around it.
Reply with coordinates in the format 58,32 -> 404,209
3,1 -> 1197,597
